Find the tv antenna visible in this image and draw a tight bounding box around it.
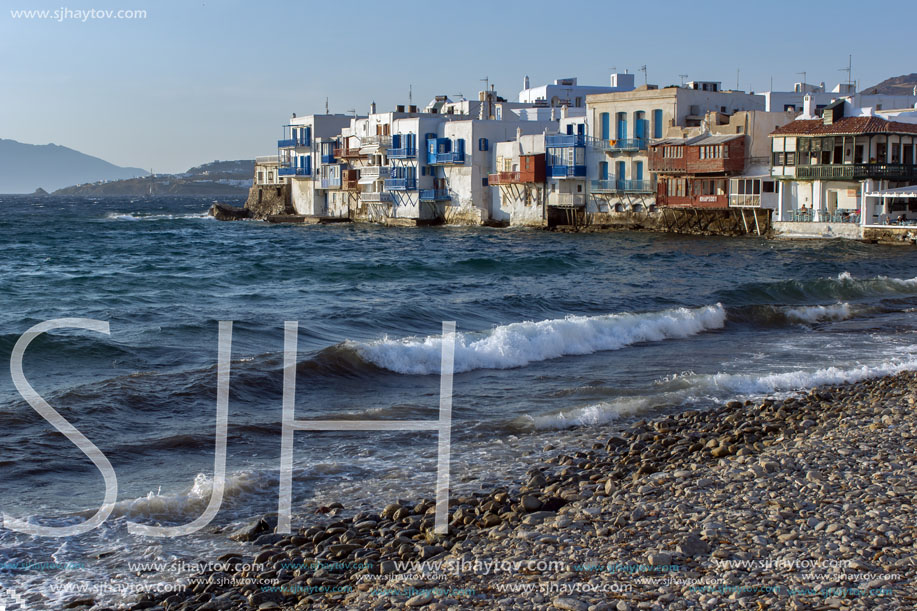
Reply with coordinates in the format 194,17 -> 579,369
325,97 -> 329,114
408,84 -> 412,105
639,65 -> 647,86
679,74 -> 688,86
736,68 -> 740,90
839,55 -> 853,87
480,76 -> 489,92
453,92 -> 464,101
346,108 -> 356,117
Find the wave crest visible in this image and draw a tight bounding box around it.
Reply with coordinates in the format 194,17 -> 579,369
351,304 -> 727,375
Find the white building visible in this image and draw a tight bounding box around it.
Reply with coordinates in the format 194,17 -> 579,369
518,73 -> 635,108
763,81 -> 917,114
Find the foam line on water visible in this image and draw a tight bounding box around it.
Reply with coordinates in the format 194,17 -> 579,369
529,352 -> 917,430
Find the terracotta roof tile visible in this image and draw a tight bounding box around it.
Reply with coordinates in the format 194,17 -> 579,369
770,116 -> 917,136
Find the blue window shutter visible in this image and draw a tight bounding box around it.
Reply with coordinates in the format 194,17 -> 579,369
457,139 -> 465,156
653,110 -> 663,138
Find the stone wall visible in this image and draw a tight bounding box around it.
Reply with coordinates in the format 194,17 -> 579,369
772,222 -> 862,240
550,207 -> 771,236
244,183 -> 293,219
863,226 -> 917,246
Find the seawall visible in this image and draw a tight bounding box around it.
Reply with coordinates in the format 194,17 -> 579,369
551,208 -> 772,237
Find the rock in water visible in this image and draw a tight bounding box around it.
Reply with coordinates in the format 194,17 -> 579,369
209,202 -> 251,221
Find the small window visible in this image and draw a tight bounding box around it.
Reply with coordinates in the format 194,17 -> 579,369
763,181 -> 775,193
479,138 -> 489,151
785,152 -> 796,166
482,177 -> 489,187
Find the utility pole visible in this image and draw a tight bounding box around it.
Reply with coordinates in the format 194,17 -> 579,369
325,97 -> 329,115
639,65 -> 647,86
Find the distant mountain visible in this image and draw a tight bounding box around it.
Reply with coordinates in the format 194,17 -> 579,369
862,73 -> 917,96
52,159 -> 253,197
0,138 -> 148,194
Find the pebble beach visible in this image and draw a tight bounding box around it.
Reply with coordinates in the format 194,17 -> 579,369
109,370 -> 917,611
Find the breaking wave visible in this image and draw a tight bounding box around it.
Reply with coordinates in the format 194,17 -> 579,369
349,304 -> 727,375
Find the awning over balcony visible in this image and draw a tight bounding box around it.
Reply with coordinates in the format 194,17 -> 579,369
865,185 -> 917,198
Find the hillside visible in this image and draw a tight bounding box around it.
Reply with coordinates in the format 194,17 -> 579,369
0,139 -> 148,193
862,73 -> 917,95
52,159 -> 253,196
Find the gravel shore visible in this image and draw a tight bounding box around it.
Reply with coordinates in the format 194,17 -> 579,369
123,370 -> 917,611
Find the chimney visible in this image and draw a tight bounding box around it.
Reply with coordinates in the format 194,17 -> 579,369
523,75 -> 530,90
560,104 -> 568,120
803,94 -> 813,118
396,104 -> 405,113
516,127 -> 522,140
370,101 -> 376,114
409,105 -> 417,113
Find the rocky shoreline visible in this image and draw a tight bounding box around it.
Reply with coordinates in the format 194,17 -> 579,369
117,371 -> 916,611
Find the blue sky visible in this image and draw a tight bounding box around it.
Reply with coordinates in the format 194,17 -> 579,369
1,0 -> 915,173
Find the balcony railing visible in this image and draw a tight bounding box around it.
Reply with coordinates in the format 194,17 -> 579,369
590,179 -> 618,193
548,165 -> 587,178
428,151 -> 465,164
785,209 -> 861,223
342,178 -> 359,190
360,135 -> 392,149
361,192 -> 393,203
359,166 -> 391,181
278,167 -> 311,177
419,189 -> 451,201
488,171 -> 521,185
794,163 -> 917,181
256,155 -> 279,164
278,137 -> 310,148
547,193 -> 585,207
384,177 -> 417,191
546,134 -> 587,147
617,179 -> 654,193
320,176 -> 342,189
334,147 -> 366,159
591,137 -> 646,152
388,147 -> 416,159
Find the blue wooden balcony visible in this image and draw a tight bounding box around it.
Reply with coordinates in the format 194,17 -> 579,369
320,176 -> 341,189
427,151 -> 465,165
278,167 -> 311,177
388,147 -> 416,159
384,177 -> 417,191
419,189 -> 450,201
546,134 -> 587,147
548,165 -> 587,178
278,136 -> 310,148
321,154 -> 336,164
